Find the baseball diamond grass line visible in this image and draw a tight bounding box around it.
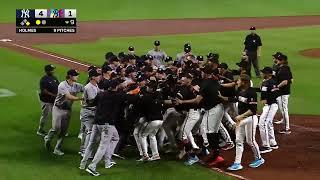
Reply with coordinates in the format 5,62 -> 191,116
37,26 -> 320,115
1,0 -> 320,23
0,47 -> 231,180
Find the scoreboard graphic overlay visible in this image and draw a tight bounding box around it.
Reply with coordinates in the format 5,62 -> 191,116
16,9 -> 77,33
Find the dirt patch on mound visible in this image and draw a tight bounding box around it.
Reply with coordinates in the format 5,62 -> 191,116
300,48 -> 320,58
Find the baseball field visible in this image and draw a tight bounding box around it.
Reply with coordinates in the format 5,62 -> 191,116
1,0 -> 320,179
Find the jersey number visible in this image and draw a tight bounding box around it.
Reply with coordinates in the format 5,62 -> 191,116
39,11 -> 43,16
68,11 -> 72,16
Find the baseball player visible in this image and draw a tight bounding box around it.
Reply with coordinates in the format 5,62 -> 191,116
176,72 -> 201,165
224,74 -> 264,171
259,67 -> 279,153
37,64 -> 59,136
274,54 -> 293,134
243,26 -> 262,77
81,79 -> 137,176
79,69 -> 101,156
177,65 -> 225,167
139,81 -> 163,161
176,43 -> 192,64
44,69 -> 84,156
147,40 -> 167,67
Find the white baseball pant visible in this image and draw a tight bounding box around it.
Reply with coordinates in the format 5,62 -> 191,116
259,104 -> 278,147
277,95 -> 290,130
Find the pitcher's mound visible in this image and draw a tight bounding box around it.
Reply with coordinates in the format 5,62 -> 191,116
300,48 -> 320,58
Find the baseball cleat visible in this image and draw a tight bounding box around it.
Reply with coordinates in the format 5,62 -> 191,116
227,163 -> 243,171
142,156 -> 151,162
44,136 -> 51,150
136,156 -> 144,162
274,119 -> 283,125
53,149 -> 65,156
221,142 -> 235,151
249,158 -> 265,168
270,145 -> 279,150
149,155 -> 161,161
86,166 -> 100,176
79,164 -> 86,170
184,155 -> 199,166
259,146 -> 273,154
278,129 -> 291,134
105,162 -> 115,169
207,156 -> 225,167
65,133 -> 69,137
110,159 -> 117,165
37,129 -> 47,137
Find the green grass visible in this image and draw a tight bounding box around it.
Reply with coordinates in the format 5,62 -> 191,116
38,26 -> 320,115
0,47 -> 230,180
1,0 -> 320,23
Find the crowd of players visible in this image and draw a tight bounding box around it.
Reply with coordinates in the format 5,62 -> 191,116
37,27 -> 293,176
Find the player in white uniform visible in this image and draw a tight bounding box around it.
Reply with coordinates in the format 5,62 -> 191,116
223,75 -> 264,171
147,40 -> 167,67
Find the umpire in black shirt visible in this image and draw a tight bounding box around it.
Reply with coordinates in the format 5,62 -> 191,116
244,26 -> 262,77
37,64 -> 59,136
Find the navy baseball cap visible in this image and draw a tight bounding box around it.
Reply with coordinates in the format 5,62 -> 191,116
154,40 -> 160,46
44,64 -> 55,72
67,69 -> 79,76
261,67 -> 273,74
219,63 -> 228,69
128,46 -> 135,51
250,26 -> 256,30
147,55 -> 154,60
88,69 -> 100,77
196,55 -> 204,61
207,52 -> 219,61
164,56 -> 173,62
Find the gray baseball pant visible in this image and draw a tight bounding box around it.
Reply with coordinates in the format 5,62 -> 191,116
80,124 -> 101,167
46,106 -> 71,151
88,124 -> 119,170
38,101 -> 53,131
79,108 -> 95,153
162,108 -> 183,148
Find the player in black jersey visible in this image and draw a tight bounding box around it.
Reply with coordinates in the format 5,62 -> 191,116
259,67 -> 280,153
222,75 -> 264,171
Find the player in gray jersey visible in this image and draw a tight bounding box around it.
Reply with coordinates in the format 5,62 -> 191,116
44,69 -> 84,156
176,43 -> 193,64
147,40 -> 167,67
79,69 -> 101,156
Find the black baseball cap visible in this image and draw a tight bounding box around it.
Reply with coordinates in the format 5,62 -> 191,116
109,55 -> 119,63
67,69 -> 79,76
128,46 -> 135,51
44,64 -> 55,72
272,52 -> 282,58
164,56 -> 173,62
260,67 -> 273,74
118,52 -> 126,59
87,65 -> 97,72
109,79 -> 121,89
105,52 -> 114,60
102,65 -> 112,73
207,52 -> 219,61
147,55 -> 154,60
184,46 -> 191,53
184,43 -> 191,48
196,55 -> 204,61
219,63 -> 228,69
88,69 -> 100,77
276,54 -> 287,61
250,26 -> 256,30
154,40 -> 160,46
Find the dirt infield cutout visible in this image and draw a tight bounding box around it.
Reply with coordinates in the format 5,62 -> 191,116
300,48 -> 320,58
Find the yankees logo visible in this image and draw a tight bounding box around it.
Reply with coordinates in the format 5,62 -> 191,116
20,9 -> 30,18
